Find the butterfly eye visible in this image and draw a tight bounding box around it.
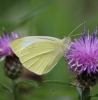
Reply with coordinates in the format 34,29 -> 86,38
62,37 -> 71,45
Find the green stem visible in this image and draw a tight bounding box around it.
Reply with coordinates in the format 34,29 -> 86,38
12,80 -> 20,100
81,87 -> 90,100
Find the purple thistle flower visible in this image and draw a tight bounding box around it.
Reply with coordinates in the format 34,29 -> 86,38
0,32 -> 19,58
0,32 -> 23,80
66,28 -> 98,75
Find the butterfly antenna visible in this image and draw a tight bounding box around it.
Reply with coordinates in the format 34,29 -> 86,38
70,33 -> 81,37
68,21 -> 86,37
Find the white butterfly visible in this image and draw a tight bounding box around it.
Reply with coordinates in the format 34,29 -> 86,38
10,22 -> 84,75
10,36 -> 71,75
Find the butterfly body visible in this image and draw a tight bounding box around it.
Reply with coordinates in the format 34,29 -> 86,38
10,36 -> 71,75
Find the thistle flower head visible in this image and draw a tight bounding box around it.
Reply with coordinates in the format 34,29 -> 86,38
66,28 -> 98,76
0,32 -> 19,57
0,31 -> 23,80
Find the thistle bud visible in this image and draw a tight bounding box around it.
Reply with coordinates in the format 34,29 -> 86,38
4,55 -> 23,80
77,71 -> 98,87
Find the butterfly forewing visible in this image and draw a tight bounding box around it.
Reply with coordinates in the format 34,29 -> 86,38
10,36 -> 61,56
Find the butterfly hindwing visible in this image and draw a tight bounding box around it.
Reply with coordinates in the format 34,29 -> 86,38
19,40 -> 64,75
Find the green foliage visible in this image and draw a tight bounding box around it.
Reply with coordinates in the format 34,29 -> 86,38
43,80 -> 76,87
0,84 -> 12,93
16,80 -> 38,87
77,87 -> 82,100
89,94 -> 98,98
9,0 -> 54,31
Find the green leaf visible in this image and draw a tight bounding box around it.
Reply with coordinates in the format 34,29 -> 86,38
20,0 -> 54,21
76,87 -> 82,100
89,94 -> 98,98
9,0 -> 54,31
16,80 -> 38,87
43,80 -> 76,87
0,84 -> 12,93
16,80 -> 51,92
77,87 -> 82,96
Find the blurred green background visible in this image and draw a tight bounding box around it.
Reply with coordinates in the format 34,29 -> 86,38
0,0 -> 98,100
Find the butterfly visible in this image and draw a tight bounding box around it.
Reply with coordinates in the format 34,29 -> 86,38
10,22 -> 84,75
10,36 -> 71,75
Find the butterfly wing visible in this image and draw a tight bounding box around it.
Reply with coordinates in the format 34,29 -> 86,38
10,36 -> 65,75
10,36 -> 61,56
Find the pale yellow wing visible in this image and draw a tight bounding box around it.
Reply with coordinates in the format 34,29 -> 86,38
10,36 -> 65,75
19,41 -> 64,75
10,36 -> 61,56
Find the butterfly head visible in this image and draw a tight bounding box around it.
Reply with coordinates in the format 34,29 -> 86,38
61,37 -> 71,52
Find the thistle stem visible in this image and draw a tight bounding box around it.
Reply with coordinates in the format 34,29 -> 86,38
81,87 -> 90,100
12,80 -> 20,100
